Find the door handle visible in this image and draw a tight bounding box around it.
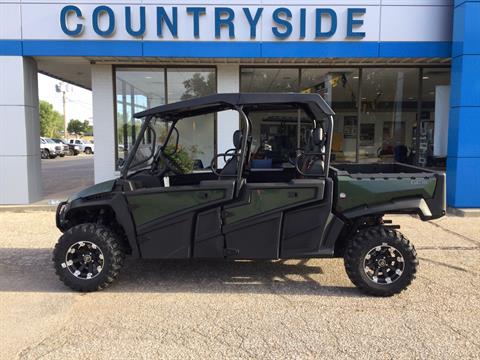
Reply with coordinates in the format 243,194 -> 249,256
288,191 -> 299,198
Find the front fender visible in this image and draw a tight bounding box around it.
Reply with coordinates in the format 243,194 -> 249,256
60,194 -> 140,258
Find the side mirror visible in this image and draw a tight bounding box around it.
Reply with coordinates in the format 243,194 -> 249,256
312,128 -> 324,146
117,158 -> 125,168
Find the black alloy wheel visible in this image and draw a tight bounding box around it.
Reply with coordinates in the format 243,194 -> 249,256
53,223 -> 125,292
344,225 -> 418,297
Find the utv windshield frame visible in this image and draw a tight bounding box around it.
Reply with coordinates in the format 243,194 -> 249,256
120,93 -> 335,182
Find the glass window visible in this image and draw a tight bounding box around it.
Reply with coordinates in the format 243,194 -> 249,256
115,68 -> 165,162
115,67 -> 216,168
166,68 -> 216,169
420,68 -> 451,167
240,68 -> 299,92
247,107 -> 314,167
359,68 -> 420,164
301,68 -> 359,162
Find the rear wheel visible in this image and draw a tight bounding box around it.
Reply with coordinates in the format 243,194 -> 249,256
85,147 -> 92,154
53,223 -> 125,292
344,226 -> 418,297
41,149 -> 49,159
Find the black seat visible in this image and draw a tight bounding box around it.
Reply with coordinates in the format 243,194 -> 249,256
219,130 -> 243,179
297,127 -> 325,177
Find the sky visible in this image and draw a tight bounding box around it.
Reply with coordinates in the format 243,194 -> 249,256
38,73 -> 93,124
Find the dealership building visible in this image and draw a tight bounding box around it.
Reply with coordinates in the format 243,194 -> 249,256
0,1 -> 478,208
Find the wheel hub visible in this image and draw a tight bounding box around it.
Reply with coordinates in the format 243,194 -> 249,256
62,241 -> 105,280
363,244 -> 405,285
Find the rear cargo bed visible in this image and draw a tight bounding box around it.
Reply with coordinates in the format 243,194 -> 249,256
330,162 -> 446,220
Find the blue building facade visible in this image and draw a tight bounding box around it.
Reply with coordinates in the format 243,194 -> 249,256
0,1 -> 478,207
448,0 -> 480,207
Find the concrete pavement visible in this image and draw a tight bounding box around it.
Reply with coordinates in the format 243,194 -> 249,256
0,213 -> 479,359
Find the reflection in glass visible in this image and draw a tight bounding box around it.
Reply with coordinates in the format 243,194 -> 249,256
359,68 -> 419,164
167,68 -> 216,168
115,68 -> 165,163
420,69 -> 450,167
301,68 -> 359,162
115,68 -> 216,169
240,68 -> 299,92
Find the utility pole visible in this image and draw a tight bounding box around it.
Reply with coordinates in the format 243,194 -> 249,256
55,82 -> 70,139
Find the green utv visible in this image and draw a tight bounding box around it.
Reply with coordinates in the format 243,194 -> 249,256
54,93 -> 446,296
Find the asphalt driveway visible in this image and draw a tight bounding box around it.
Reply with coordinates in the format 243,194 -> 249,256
41,155 -> 94,200
0,213 -> 479,359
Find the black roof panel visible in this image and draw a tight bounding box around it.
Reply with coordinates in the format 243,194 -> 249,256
133,93 -> 335,119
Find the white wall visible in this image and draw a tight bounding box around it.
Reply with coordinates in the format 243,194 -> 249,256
3,1 -> 453,43
91,64 -> 116,183
0,56 -> 42,204
216,64 -> 240,166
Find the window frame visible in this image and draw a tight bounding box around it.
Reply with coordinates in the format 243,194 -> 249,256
239,64 -> 450,165
113,65 -> 218,171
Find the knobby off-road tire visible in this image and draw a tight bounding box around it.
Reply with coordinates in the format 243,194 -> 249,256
53,223 -> 125,292
344,226 -> 418,297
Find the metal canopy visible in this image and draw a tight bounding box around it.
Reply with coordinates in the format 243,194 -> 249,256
133,93 -> 335,119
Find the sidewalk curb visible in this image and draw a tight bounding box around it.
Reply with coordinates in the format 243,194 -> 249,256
447,207 -> 480,218
0,205 -> 57,213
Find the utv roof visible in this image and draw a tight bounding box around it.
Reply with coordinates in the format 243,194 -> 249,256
133,93 -> 335,120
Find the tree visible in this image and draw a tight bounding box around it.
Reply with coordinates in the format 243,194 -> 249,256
39,100 -> 63,137
180,72 -> 216,100
67,119 -> 94,135
82,120 -> 93,135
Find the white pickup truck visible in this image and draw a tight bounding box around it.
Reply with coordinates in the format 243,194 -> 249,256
69,139 -> 94,154
40,137 -> 65,159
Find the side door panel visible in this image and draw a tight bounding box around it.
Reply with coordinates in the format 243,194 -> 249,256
281,179 -> 334,257
222,180 -> 325,259
126,180 -> 235,259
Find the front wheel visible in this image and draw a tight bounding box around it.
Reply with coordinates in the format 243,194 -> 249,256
85,147 -> 93,154
344,226 -> 418,297
53,223 -> 125,292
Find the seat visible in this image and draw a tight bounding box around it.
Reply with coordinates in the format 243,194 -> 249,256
297,127 -> 325,177
218,130 -> 243,179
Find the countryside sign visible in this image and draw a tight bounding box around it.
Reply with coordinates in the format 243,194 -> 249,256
60,5 -> 367,40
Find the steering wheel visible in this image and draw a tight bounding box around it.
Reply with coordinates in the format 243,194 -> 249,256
151,151 -> 184,177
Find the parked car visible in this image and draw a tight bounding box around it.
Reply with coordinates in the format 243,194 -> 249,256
52,138 -> 80,156
40,137 -> 65,159
69,139 -> 94,154
50,138 -> 69,157
54,93 -> 446,296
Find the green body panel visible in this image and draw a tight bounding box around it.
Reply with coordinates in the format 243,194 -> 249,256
335,175 -> 437,212
68,179 -> 116,202
127,189 -> 226,226
225,187 -> 317,225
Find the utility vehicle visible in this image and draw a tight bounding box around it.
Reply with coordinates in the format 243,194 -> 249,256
54,93 -> 446,296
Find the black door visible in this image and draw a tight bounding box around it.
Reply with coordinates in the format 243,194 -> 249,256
126,180 -> 235,258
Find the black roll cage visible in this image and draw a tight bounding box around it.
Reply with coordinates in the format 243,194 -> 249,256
121,93 -> 335,186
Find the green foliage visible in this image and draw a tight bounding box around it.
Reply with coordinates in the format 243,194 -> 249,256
68,119 -> 93,135
180,72 -> 216,101
39,100 -> 63,137
164,144 -> 194,173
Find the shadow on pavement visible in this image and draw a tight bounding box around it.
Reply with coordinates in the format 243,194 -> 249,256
0,248 -> 361,297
